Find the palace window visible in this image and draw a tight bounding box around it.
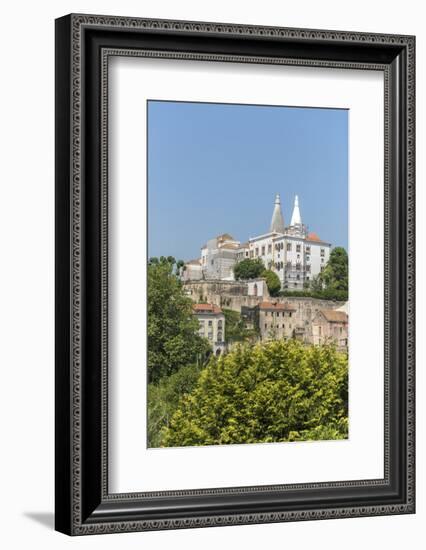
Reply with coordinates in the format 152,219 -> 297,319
208,332 -> 213,340
217,331 -> 223,342
255,247 -> 259,256
296,244 -> 301,252
268,244 -> 272,253
286,243 -> 292,251
306,246 -> 311,254
306,265 -> 311,273
320,248 -> 325,257
250,250 -> 254,258
208,320 -> 213,327
261,246 -> 265,255
218,320 -> 223,329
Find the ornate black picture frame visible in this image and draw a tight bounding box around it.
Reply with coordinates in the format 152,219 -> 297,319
55,14 -> 415,535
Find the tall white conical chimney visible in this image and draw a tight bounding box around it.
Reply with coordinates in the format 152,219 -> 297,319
290,195 -> 302,226
270,194 -> 285,234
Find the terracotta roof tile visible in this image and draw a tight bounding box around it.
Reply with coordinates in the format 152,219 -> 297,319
192,303 -> 223,315
320,310 -> 348,323
307,232 -> 321,242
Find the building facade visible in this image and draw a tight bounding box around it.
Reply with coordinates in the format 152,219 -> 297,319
311,309 -> 349,351
192,303 -> 226,355
246,195 -> 331,290
255,301 -> 298,341
181,259 -> 203,281
184,194 -> 331,290
200,233 -> 240,280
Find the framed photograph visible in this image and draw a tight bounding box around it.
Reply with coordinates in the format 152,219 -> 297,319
55,14 -> 415,535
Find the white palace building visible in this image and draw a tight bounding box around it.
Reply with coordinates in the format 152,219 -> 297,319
183,194 -> 331,291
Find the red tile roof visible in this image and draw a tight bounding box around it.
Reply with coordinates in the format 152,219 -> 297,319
307,232 -> 321,242
258,301 -> 297,312
320,310 -> 348,323
192,303 -> 223,315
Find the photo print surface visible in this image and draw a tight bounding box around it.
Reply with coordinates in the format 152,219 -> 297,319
147,100 -> 348,449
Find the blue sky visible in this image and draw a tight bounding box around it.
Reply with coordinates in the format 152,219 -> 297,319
148,100 -> 348,261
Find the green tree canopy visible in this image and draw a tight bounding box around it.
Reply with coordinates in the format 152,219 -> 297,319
147,363 -> 202,447
148,257 -> 210,383
320,247 -> 348,292
162,339 -> 348,447
233,258 -> 265,280
261,269 -> 281,296
222,308 -> 258,344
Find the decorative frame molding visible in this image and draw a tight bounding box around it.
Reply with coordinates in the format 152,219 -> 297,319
55,14 -> 415,535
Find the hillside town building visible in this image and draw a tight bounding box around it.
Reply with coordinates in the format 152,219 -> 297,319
188,279 -> 349,352
183,194 -> 331,290
311,309 -> 349,351
255,301 -> 298,341
192,303 -> 226,355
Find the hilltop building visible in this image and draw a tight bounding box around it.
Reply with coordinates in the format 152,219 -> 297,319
184,194 -> 332,290
192,303 -> 226,355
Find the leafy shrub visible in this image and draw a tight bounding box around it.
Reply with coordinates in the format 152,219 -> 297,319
162,339 -> 348,447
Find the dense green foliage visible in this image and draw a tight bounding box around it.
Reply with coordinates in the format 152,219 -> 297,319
233,258 -> 265,280
222,308 -> 258,344
147,257 -> 210,384
261,269 -> 281,296
162,340 -> 348,447
147,363 -> 203,447
279,289 -> 348,301
320,247 -> 348,292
